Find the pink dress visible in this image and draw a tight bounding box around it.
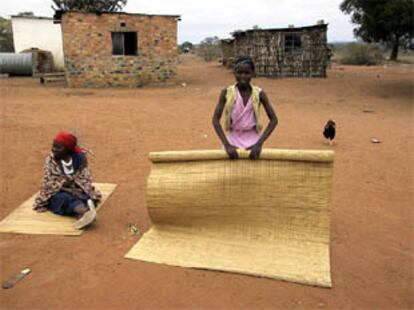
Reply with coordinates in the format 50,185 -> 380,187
227,89 -> 261,149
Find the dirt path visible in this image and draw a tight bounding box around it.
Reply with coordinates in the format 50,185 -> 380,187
0,55 -> 413,309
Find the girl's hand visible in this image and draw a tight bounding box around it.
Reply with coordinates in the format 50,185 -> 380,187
225,144 -> 239,160
247,143 -> 262,160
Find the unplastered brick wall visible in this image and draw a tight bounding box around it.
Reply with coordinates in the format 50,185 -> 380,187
61,12 -> 178,87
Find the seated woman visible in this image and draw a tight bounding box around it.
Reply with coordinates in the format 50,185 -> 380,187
33,131 -> 101,229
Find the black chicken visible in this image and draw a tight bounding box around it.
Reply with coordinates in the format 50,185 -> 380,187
323,120 -> 336,146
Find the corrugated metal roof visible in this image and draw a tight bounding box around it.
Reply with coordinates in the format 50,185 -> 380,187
233,24 -> 328,37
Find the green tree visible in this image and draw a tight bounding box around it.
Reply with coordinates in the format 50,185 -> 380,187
52,0 -> 127,12
340,0 -> 413,61
230,29 -> 244,38
180,41 -> 193,52
16,12 -> 35,17
0,16 -> 14,52
197,36 -> 221,61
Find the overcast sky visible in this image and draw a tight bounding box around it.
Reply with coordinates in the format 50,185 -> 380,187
0,0 -> 356,43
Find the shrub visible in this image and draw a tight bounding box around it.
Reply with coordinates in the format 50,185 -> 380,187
340,43 -> 384,65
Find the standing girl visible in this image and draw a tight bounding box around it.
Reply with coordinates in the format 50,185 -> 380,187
212,56 -> 278,159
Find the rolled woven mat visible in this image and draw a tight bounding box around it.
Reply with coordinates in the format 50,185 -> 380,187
125,149 -> 334,287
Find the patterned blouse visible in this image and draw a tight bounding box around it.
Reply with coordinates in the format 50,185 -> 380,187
33,153 -> 102,211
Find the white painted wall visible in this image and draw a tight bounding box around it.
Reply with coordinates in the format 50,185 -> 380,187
11,17 -> 64,70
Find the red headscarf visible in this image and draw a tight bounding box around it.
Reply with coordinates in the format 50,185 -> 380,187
54,131 -> 83,153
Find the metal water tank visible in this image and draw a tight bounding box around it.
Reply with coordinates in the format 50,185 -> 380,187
0,53 -> 33,76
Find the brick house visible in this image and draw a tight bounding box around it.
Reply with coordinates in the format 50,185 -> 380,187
55,11 -> 180,87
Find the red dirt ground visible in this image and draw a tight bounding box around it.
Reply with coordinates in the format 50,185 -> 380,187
0,55 -> 413,309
